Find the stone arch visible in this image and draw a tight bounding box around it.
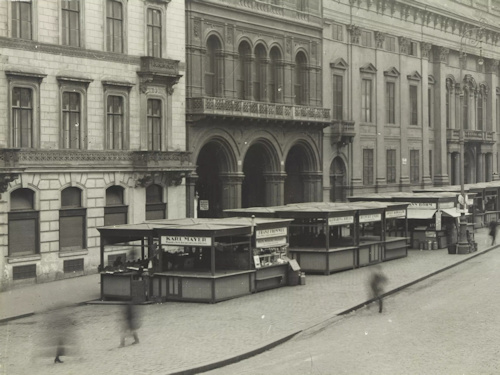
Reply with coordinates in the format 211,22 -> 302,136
329,155 -> 348,202
204,30 -> 225,50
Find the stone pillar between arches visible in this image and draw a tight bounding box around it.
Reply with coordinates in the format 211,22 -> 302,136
220,172 -> 245,211
263,172 -> 286,207
186,173 -> 198,218
302,172 -> 323,203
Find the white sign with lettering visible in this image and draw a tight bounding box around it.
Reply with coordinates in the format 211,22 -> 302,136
162,236 -> 212,247
360,213 -> 382,223
409,202 -> 436,209
386,209 -> 406,218
328,216 -> 354,226
256,236 -> 287,248
256,227 -> 287,239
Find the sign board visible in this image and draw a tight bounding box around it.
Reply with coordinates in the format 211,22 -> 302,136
425,231 -> 437,238
253,255 -> 261,269
328,216 -> 354,226
199,200 -> 209,211
359,213 -> 382,223
439,201 -> 455,209
409,202 -> 437,209
386,209 -> 406,218
289,259 -> 301,271
256,236 -> 287,249
162,236 -> 212,247
256,227 -> 287,239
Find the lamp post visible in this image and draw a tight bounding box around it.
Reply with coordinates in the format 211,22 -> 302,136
456,25 -> 484,254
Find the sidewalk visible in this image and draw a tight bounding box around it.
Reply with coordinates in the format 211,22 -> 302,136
0,227 -> 497,375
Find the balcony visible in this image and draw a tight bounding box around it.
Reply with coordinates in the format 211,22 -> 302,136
186,97 -> 330,125
138,56 -> 183,93
446,129 -> 495,144
330,120 -> 356,145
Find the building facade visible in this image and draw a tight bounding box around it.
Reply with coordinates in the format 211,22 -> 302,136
0,0 -> 193,290
322,0 -> 500,200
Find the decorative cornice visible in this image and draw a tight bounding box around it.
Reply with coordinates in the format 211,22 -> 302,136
330,57 -> 349,70
428,75 -> 436,85
5,70 -> 47,83
384,67 -> 400,77
360,63 -> 377,74
407,71 -> 422,81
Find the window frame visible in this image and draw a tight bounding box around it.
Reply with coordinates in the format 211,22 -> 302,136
386,149 -> 396,184
409,85 -> 418,126
59,187 -> 87,252
363,148 -> 374,186
103,81 -> 132,150
10,0 -> 35,40
145,184 -> 167,221
385,36 -> 396,52
361,30 -> 372,47
332,74 -> 343,121
386,81 -> 395,124
147,98 -> 163,151
105,0 -> 127,53
146,6 -> 163,58
332,23 -> 343,41
361,79 -> 373,123
8,188 -> 40,258
410,149 -> 420,183
104,186 -> 128,226
61,0 -> 82,47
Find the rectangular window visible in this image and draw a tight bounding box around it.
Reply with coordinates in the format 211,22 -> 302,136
147,8 -> 162,57
106,0 -> 123,53
385,36 -> 396,52
410,85 -> 418,125
428,88 -> 432,127
463,91 -> 469,129
496,94 -> 500,131
147,99 -> 162,151
332,24 -> 343,41
386,82 -> 395,124
386,149 -> 396,183
13,264 -> 36,280
429,150 -> 433,180
8,211 -> 39,256
107,95 -> 123,149
362,79 -> 372,123
60,209 -> 86,251
12,87 -> 33,148
478,94 -> 483,130
363,149 -> 374,185
409,41 -> 418,56
64,258 -> 84,273
12,0 -> 32,40
104,206 -> 127,226
62,92 -> 81,149
361,31 -> 372,47
332,75 -> 343,120
410,150 -> 420,183
62,0 -> 80,47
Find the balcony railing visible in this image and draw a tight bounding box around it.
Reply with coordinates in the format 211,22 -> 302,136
187,97 -> 330,124
330,120 -> 356,144
446,129 -> 495,143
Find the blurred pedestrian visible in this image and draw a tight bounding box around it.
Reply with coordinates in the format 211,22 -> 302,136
120,302 -> 140,347
369,266 -> 388,313
489,221 -> 498,246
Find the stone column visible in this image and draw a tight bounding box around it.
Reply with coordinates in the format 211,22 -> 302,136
302,172 -> 323,202
263,172 -> 286,206
220,172 -> 245,210
186,172 -> 198,218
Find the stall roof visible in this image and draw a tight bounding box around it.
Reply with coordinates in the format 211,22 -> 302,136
441,208 -> 461,218
407,209 -> 436,219
154,222 -> 253,238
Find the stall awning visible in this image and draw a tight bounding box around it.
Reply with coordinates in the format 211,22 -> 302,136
407,209 -> 436,219
441,208 -> 461,218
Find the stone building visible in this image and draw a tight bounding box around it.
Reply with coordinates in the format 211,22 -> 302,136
322,0 -> 500,200
0,0 -> 192,289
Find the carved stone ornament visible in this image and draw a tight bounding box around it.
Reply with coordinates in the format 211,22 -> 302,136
421,42 -> 432,59
437,47 -> 449,63
193,19 -> 201,39
486,59 -> 500,74
135,174 -> 154,188
399,37 -> 410,54
348,25 -> 361,44
169,172 -> 186,186
0,173 -> 21,194
374,31 -> 385,49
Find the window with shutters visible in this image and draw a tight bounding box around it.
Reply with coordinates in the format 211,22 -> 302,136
105,186 -> 128,226
60,187 -> 86,252
363,149 -> 374,185
8,188 -> 39,257
386,149 -> 396,183
11,0 -> 32,40
106,0 -> 124,53
147,8 -> 161,57
146,184 -> 166,220
61,0 -> 80,47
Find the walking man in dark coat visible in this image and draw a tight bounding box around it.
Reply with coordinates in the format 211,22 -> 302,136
120,302 -> 140,347
489,221 -> 498,246
369,266 -> 388,313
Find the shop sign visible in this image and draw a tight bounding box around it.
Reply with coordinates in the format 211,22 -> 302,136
359,213 -> 382,223
199,200 -> 209,211
256,227 -> 287,239
328,216 -> 354,226
439,201 -> 455,209
425,231 -> 437,238
162,236 -> 212,246
256,236 -> 287,248
409,202 -> 436,209
386,209 -> 406,218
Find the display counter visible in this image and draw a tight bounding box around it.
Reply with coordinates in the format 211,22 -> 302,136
383,237 -> 409,260
288,245 -> 357,274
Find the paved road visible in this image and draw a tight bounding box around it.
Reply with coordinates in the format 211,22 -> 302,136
208,249 -> 500,375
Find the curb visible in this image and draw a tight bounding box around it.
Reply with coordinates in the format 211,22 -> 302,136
0,312 -> 34,325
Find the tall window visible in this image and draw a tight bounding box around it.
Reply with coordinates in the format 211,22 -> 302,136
147,8 -> 161,57
9,188 -> 39,256
62,0 -> 80,47
106,0 -> 123,53
446,83 -> 450,128
410,150 -> 420,183
269,48 -> 282,103
332,75 -> 343,120
332,23 -> 343,41
254,45 -> 266,102
12,87 -> 33,148
386,82 -> 395,124
147,99 -> 162,151
477,91 -> 484,130
12,0 -> 32,40
410,85 -> 418,125
428,87 -> 432,127
362,79 -> 372,122
237,42 -> 251,99
386,149 -> 396,183
104,186 -> 127,226
60,187 -> 86,251
146,184 -> 166,220
463,89 -> 469,129
106,95 -> 123,149
363,149 -> 374,185
296,0 -> 306,11
294,52 -> 308,105
429,150 -> 433,180
62,92 -> 81,149
205,36 -> 221,97
385,36 -> 396,52
361,30 -> 372,47
497,92 -> 500,131
409,41 -> 418,56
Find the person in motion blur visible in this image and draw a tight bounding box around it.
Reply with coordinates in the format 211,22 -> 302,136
489,220 -> 498,246
120,302 -> 140,347
369,266 -> 388,313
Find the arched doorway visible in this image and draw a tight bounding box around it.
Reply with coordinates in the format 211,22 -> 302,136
285,145 -> 313,204
330,157 -> 346,202
242,144 -> 270,208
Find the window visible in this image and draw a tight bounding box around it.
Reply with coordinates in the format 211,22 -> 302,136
64,258 -> 84,273
362,79 -> 372,122
147,99 -> 162,151
62,0 -> 80,47
62,92 -> 81,149
8,188 -> 39,257
147,8 -> 161,57
410,150 -> 420,183
60,187 -> 86,252
106,0 -> 123,53
496,91 -> 500,131
12,0 -> 32,40
428,87 -> 432,127
146,184 -> 166,220
254,45 -> 266,102
332,75 -> 343,120
297,0 -> 306,11
294,52 -> 308,105
237,42 -> 251,99
332,23 -> 343,41
205,36 -> 221,97
429,150 -> 433,180
269,47 -> 282,103
446,83 -> 451,128
105,186 -> 127,226
386,82 -> 395,124
386,149 -> 396,183
363,149 -> 374,185
361,30 -> 372,47
12,87 -> 33,148
409,41 -> 418,56
106,95 -> 124,149
13,264 -> 36,280
477,91 -> 484,130
410,85 -> 418,125
463,89 -> 469,129
385,36 -> 396,52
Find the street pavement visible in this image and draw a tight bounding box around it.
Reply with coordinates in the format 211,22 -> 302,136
0,227 -> 496,375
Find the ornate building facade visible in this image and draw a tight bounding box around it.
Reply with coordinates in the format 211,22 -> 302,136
0,0 -> 193,289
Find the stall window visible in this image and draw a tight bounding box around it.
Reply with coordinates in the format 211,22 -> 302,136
60,187 -> 86,251
105,186 -> 128,225
146,184 -> 166,220
8,188 -> 39,257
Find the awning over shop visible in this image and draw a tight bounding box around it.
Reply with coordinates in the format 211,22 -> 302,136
407,209 -> 436,219
441,208 -> 461,218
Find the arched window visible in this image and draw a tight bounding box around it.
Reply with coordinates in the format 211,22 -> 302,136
269,47 -> 282,103
146,184 -> 166,220
294,52 -> 308,105
60,187 -> 86,251
445,79 -> 452,129
9,188 -> 39,256
254,44 -> 266,102
237,42 -> 251,99
105,186 -> 127,225
205,35 -> 222,97
463,87 -> 469,130
477,91 -> 483,130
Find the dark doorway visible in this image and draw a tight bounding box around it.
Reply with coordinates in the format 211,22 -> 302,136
196,142 -> 226,217
242,144 -> 268,208
284,145 -> 307,204
330,157 -> 346,202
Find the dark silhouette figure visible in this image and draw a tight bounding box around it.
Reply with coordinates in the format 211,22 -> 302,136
369,267 -> 388,313
120,302 -> 140,347
42,308 -> 77,364
54,338 -> 64,363
489,221 -> 498,246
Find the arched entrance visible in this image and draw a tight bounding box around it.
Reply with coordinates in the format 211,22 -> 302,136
242,144 -> 270,208
330,157 -> 346,202
285,144 -> 319,204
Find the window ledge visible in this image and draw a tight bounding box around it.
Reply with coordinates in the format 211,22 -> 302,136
59,249 -> 89,258
7,254 -> 42,264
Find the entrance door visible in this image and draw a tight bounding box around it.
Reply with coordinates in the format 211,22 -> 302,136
330,157 -> 346,202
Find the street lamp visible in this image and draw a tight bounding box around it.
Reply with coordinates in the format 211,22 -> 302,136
456,25 -> 484,254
